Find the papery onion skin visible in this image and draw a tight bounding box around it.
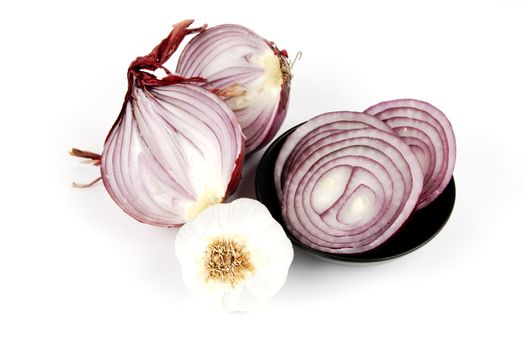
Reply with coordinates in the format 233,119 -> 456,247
176,24 -> 291,154
364,99 -> 456,209
276,112 -> 424,254
100,20 -> 244,227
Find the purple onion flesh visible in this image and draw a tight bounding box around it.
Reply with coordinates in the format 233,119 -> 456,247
275,112 -> 424,254
365,99 -> 456,209
177,24 -> 291,154
101,20 -> 244,227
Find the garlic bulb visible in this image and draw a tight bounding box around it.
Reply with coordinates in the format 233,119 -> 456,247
174,198 -> 293,312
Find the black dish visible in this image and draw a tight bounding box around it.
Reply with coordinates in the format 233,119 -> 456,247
255,125 -> 456,263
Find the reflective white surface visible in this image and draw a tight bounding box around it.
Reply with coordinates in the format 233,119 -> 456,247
0,0 -> 523,349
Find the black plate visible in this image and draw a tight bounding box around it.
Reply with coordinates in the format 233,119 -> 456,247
255,125 -> 456,263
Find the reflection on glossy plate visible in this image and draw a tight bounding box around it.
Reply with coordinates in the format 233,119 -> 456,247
255,124 -> 456,263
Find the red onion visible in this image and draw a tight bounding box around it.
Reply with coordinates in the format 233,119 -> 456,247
364,99 -> 456,209
100,20 -> 244,227
275,112 -> 423,254
274,112 -> 394,201
176,24 -> 291,154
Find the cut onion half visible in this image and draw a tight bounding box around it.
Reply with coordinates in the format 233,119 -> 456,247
177,24 -> 291,154
100,20 -> 244,227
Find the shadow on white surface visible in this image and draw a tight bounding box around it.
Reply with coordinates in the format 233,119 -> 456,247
230,151 -> 261,200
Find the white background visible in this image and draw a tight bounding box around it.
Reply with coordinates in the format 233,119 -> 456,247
1,0 -> 524,349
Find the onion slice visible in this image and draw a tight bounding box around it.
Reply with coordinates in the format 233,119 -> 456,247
100,20 -> 244,227
364,99 -> 456,209
274,111 -> 394,201
275,112 -> 423,254
176,24 -> 291,154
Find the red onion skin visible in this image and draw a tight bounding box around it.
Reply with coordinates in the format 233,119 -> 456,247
225,147 -> 244,197
100,20 -> 245,227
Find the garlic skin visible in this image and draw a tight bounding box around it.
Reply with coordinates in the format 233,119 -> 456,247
174,198 -> 293,312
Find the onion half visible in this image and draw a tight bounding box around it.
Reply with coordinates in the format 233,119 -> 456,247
364,99 -> 456,209
101,20 -> 244,227
275,112 -> 424,254
176,24 -> 291,154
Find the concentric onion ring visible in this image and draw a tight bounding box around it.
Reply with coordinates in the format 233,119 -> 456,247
364,99 -> 456,209
274,111 -> 393,201
275,112 -> 423,254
